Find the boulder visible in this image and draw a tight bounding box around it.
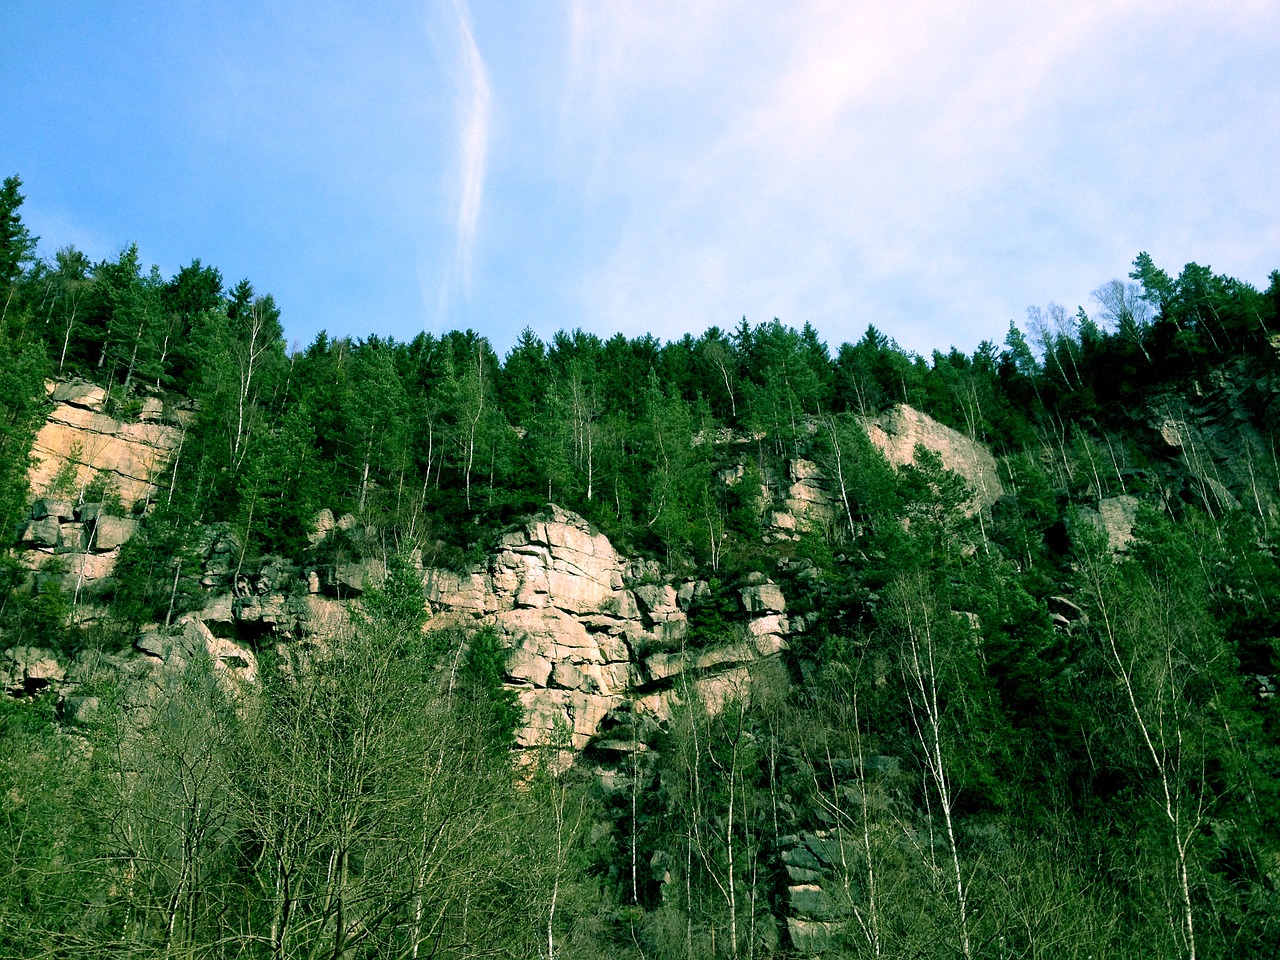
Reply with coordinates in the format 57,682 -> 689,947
741,582 -> 786,615
65,551 -> 118,582
309,508 -> 335,546
790,458 -> 824,481
764,510 -> 800,543
414,507 -> 796,758
424,568 -> 490,613
49,379 -> 107,410
31,498 -> 76,520
508,647 -> 553,686
136,632 -> 168,659
2,646 -> 65,693
746,614 -> 787,638
787,918 -> 837,953
516,687 -> 614,751
91,515 -> 138,551
77,502 -> 103,522
199,594 -> 236,628
55,522 -> 85,553
137,397 -> 164,422
676,580 -> 708,610
301,596 -> 349,636
185,618 -> 257,682
634,584 -> 682,623
333,558 -> 386,594
1048,596 -> 1085,624
551,661 -> 588,691
498,607 -> 599,663
690,664 -> 755,715
1097,495 -> 1142,553
235,594 -> 299,632
64,694 -> 101,724
753,633 -> 789,658
19,516 -> 61,548
788,884 -> 838,920
644,651 -> 685,682
597,635 -> 631,662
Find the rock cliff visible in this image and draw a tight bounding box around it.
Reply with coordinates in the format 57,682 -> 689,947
9,382 -> 1266,774
424,506 -> 794,762
861,403 -> 1003,511
13,380 -> 186,608
1146,357 -> 1280,522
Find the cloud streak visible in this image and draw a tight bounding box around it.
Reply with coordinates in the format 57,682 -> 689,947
440,0 -> 490,316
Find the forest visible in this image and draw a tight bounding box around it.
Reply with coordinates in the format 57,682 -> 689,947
3,170 -> 1280,959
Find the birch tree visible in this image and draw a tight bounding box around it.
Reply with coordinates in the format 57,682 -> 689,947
1074,513 -> 1228,960
888,575 -> 973,960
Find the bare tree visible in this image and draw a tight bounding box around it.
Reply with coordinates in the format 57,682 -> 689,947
1093,280 -> 1154,362
891,576 -> 972,960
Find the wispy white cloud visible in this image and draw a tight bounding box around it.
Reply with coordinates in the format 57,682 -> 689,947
545,0 -> 1279,354
438,0 -> 490,318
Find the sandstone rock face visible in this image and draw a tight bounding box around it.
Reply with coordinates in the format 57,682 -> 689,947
135,617 -> 258,686
424,506 -> 795,760
28,395 -> 181,510
426,507 -> 639,753
861,404 -> 1003,511
12,385 -> 181,606
11,387 -> 799,771
764,459 -> 839,541
783,459 -> 836,529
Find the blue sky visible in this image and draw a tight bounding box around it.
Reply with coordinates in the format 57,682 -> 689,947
2,1 -> 1277,358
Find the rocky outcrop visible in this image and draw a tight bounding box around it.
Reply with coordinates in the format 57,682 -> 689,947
135,616 -> 258,687
30,379 -> 184,509
425,506 -> 795,759
2,645 -> 67,695
765,459 -> 838,541
777,753 -> 906,953
1074,495 -> 1143,554
13,498 -> 146,603
1148,359 -> 1280,523
12,381 -> 186,597
760,406 -> 1004,541
861,404 -> 1003,511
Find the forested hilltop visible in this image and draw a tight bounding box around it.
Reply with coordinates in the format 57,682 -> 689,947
3,171 -> 1280,959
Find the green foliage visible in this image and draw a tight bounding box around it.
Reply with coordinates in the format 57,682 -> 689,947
0,690 -> 103,956
6,173 -> 1280,956
684,577 -> 740,648
458,625 -> 523,753
82,470 -> 125,516
0,174 -> 37,286
0,556 -> 70,651
106,509 -> 203,631
359,552 -> 428,634
0,301 -> 47,534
